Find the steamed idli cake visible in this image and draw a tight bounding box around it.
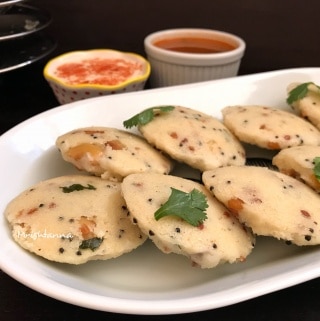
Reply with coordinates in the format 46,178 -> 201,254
133,105 -> 246,171
121,173 -> 255,269
203,166 -> 320,246
56,127 -> 173,181
222,105 -> 320,150
273,145 -> 320,193
5,175 -> 147,264
287,82 -> 320,130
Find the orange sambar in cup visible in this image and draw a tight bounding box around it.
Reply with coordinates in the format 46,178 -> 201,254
153,37 -> 236,54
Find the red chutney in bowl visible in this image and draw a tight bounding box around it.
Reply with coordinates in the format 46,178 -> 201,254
55,57 -> 143,86
43,49 -> 151,104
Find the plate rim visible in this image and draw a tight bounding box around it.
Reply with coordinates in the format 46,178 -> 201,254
0,3 -> 52,41
0,33 -> 56,73
0,0 -> 23,8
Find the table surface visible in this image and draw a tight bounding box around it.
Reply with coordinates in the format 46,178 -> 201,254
2,0 -> 320,319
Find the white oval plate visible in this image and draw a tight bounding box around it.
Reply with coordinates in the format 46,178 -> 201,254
1,68 -> 320,315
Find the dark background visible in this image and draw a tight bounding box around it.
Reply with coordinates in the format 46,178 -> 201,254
1,0 -> 320,320
2,0 -> 320,134
32,0 -> 320,74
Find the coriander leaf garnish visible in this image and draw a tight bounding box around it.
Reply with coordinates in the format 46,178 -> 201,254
123,106 -> 174,128
79,237 -> 103,251
154,188 -> 208,227
313,157 -> 320,181
60,183 -> 96,193
287,82 -> 320,104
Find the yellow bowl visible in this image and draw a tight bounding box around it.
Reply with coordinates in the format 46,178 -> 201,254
43,49 -> 151,104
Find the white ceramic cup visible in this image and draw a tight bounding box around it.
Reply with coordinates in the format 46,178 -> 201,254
144,28 -> 246,87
